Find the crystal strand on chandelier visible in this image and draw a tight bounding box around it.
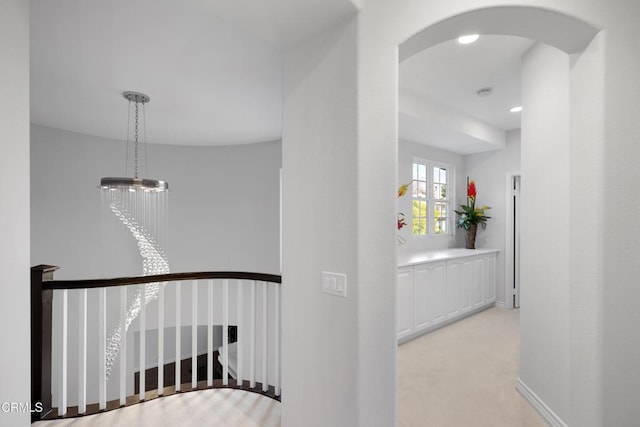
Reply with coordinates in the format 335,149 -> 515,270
100,91 -> 169,382
101,185 -> 170,380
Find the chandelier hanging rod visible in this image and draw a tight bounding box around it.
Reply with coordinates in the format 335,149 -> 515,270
100,91 -> 169,192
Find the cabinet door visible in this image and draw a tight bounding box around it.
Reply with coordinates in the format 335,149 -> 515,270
483,254 -> 497,303
465,257 -> 485,309
428,262 -> 447,324
397,267 -> 414,340
460,257 -> 483,311
413,264 -> 430,332
414,261 -> 446,332
446,260 -> 462,318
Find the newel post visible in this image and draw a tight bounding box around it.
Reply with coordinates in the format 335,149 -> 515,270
31,265 -> 58,422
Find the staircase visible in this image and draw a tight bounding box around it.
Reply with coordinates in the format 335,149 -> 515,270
31,266 -> 282,422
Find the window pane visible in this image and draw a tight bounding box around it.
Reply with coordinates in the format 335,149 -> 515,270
418,164 -> 426,181
419,217 -> 427,235
413,216 -> 426,235
411,162 -> 452,237
417,182 -> 426,198
434,202 -> 448,235
440,168 -> 447,184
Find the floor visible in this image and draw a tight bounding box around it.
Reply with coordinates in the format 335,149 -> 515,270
398,307 -> 547,427
37,388 -> 280,427
39,307 -> 543,427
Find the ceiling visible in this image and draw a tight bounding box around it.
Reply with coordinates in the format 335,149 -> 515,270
30,0 -> 358,146
31,1 -> 531,152
399,35 -> 535,153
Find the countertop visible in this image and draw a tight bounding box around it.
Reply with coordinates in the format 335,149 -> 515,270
398,248 -> 499,268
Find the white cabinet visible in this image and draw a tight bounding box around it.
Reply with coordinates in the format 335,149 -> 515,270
396,266 -> 414,340
397,250 -> 498,343
483,254 -> 497,302
464,257 -> 485,310
413,261 -> 446,332
445,260 -> 462,319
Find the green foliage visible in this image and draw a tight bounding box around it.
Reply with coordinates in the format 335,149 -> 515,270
412,200 -> 426,235
454,201 -> 491,231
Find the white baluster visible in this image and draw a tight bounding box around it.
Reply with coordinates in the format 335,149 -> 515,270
262,282 -> 268,392
175,282 -> 181,392
78,289 -> 87,413
60,290 -> 68,416
249,280 -> 256,388
158,283 -> 164,396
222,279 -> 229,386
99,288 -> 106,410
237,281 -> 243,387
207,279 -> 213,387
274,283 -> 280,396
139,285 -> 146,400
119,287 -> 127,406
192,280 -> 198,389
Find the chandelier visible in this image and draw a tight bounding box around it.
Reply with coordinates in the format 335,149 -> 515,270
100,91 -> 168,193
100,91 -> 170,379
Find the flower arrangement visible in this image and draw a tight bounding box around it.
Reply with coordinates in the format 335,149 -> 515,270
397,181 -> 411,230
397,181 -> 412,245
455,179 -> 491,249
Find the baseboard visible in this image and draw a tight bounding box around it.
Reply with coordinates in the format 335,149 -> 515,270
494,301 -> 506,309
516,378 -> 567,427
398,302 -> 495,345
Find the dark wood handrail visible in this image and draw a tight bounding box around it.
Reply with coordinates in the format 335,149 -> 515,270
42,270 -> 282,290
31,265 -> 281,421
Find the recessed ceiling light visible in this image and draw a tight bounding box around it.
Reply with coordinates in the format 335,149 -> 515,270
476,87 -> 492,98
510,106 -> 523,113
457,34 -> 480,45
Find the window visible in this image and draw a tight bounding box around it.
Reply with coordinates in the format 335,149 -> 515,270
412,160 -> 452,236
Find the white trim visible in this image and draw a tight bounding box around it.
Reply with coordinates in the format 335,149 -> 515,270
398,302 -> 494,345
516,378 -> 568,427
494,301 -> 507,309
279,168 -> 282,274
504,170 -> 521,310
411,158 -> 455,237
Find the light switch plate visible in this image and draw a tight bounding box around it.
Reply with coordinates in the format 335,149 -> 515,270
321,271 -> 347,298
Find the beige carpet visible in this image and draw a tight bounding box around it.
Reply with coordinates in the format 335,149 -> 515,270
38,388 -> 280,427
398,307 -> 546,427
40,307 -> 541,427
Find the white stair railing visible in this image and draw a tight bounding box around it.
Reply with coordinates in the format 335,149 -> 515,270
30,267 -> 282,421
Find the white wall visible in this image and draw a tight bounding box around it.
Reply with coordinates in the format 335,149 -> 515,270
568,31 -> 605,426
520,42 -> 571,421
464,130 -> 521,305
397,139 -> 466,254
0,1 -> 31,425
31,124 -> 282,407
599,3 -> 640,423
31,125 -> 281,278
14,2 -> 640,427
352,1 -> 634,425
281,18 -> 361,427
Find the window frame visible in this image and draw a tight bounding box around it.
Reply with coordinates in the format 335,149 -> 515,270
411,158 -> 454,237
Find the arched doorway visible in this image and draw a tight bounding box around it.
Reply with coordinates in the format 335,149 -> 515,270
393,5 -> 602,426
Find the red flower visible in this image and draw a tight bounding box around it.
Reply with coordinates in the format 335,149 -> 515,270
398,214 -> 407,230
468,180 -> 477,199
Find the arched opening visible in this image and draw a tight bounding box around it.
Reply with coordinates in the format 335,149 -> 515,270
395,5 -> 602,425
